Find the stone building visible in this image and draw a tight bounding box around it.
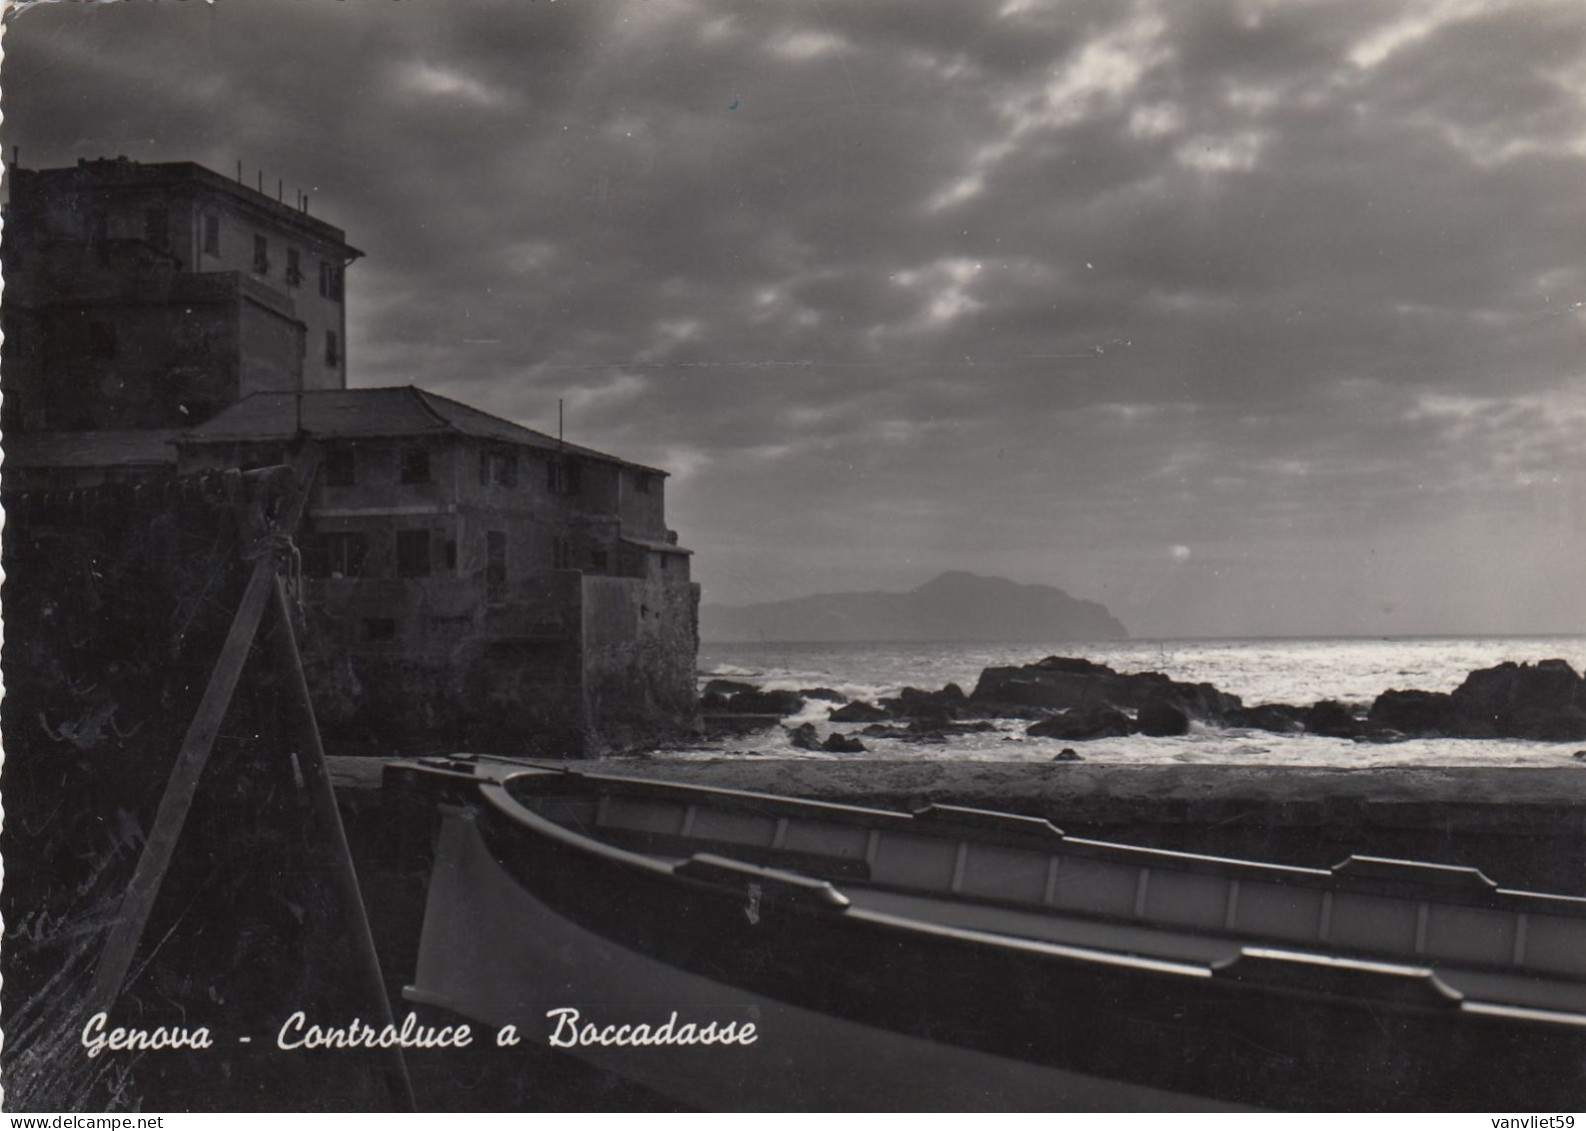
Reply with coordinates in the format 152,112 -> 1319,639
176,388 -> 699,753
2,156 -> 700,754
2,156 -> 359,432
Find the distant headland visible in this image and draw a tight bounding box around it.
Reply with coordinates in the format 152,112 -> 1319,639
700,571 -> 1127,643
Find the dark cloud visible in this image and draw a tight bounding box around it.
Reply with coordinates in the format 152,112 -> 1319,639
7,0 -> 1586,634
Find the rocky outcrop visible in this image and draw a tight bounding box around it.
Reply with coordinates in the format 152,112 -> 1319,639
699,679 -> 804,733
721,689 -> 805,716
1447,660 -> 1586,740
1224,703 -> 1307,733
1366,690 -> 1456,736
829,700 -> 890,724
702,678 -> 759,698
1027,704 -> 1133,741
1136,701 -> 1190,737
1352,660 -> 1586,741
822,732 -> 867,754
712,655 -> 1586,751
882,684 -> 967,721
974,656 -> 1242,723
1302,700 -> 1364,739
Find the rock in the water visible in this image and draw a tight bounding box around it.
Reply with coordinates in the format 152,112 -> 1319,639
973,657 -> 1241,723
702,714 -> 780,735
1450,660 -> 1585,738
728,689 -> 805,716
1573,750 -> 1586,761
830,700 -> 890,724
888,685 -> 966,721
1035,657 -> 1115,675
822,731 -> 866,754
1367,689 -> 1455,736
860,723 -> 908,738
1027,705 -> 1133,741
703,678 -> 759,697
799,687 -> 848,703
1224,704 -> 1306,733
698,692 -> 732,714
1052,748 -> 1084,762
1136,701 -> 1190,737
1303,699 -> 1364,739
1513,705 -> 1586,742
1353,729 -> 1408,744
787,722 -> 821,750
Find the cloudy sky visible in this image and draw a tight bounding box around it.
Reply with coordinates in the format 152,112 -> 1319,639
6,0 -> 1586,637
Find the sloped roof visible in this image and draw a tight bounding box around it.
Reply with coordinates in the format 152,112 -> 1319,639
179,386 -> 666,475
620,536 -> 693,556
6,429 -> 180,469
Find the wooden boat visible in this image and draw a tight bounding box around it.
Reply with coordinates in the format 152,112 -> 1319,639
385,755 -> 1586,1111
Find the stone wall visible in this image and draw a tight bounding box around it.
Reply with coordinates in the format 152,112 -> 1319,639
580,570 -> 701,751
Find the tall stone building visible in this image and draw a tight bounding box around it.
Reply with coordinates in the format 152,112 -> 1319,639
2,156 -> 700,754
3,156 -> 359,432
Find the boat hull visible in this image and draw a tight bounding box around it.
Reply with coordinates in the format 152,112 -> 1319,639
407,808 -> 1253,1112
393,761 -> 1586,1111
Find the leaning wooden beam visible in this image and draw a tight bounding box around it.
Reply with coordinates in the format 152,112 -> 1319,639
86,544 -> 279,1014
263,576 -> 417,1112
88,455 -> 317,1017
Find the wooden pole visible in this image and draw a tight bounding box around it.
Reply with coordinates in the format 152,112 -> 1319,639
87,551 -> 279,1014
88,457 -> 316,1016
263,577 -> 417,1111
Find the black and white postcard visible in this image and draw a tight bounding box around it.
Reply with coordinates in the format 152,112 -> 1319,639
3,0 -> 1584,1114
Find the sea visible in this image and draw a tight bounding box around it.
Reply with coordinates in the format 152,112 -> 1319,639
677,636 -> 1586,767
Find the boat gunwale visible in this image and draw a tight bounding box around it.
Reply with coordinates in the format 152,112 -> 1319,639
470,771 -> 1586,1052
441,756 -> 1586,919
450,762 -> 1586,1008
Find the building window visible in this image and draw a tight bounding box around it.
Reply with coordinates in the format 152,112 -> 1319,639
253,234 -> 270,274
144,208 -> 169,251
203,215 -> 220,256
325,330 -> 339,368
548,457 -> 580,495
552,536 -> 573,570
319,261 -> 343,302
478,449 -> 517,486
301,531 -> 368,579
396,529 -> 432,578
400,446 -> 431,485
487,531 -> 507,596
590,548 -> 609,572
363,618 -> 396,642
324,448 -> 356,488
286,247 -> 303,286
634,471 -> 656,494
444,539 -> 458,572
